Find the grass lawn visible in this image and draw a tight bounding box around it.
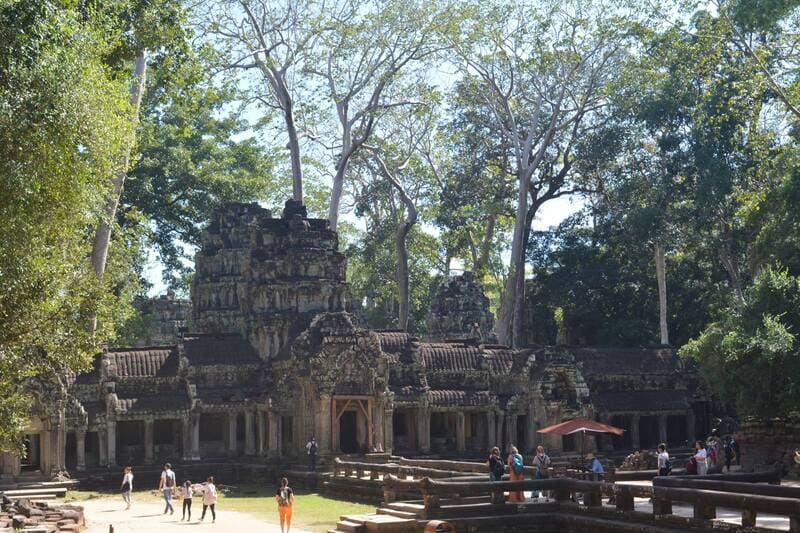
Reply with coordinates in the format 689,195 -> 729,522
219,485 -> 375,532
66,486 -> 376,532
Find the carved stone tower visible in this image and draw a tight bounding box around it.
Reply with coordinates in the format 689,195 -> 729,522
192,200 -> 350,360
426,271 -> 496,342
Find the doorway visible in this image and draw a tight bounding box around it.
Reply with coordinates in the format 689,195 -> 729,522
339,411 -> 358,453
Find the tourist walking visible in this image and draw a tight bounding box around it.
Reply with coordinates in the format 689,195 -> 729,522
158,463 -> 176,515
486,446 -> 505,481
694,441 -> 708,476
532,445 -> 551,499
120,466 -> 133,510
723,437 -> 735,472
180,480 -> 193,521
657,444 -> 671,476
506,445 -> 525,502
276,477 -> 294,533
200,476 -> 217,523
306,436 -> 318,472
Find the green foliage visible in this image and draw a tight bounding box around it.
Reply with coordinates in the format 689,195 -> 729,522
681,267 -> 800,416
0,1 -> 133,452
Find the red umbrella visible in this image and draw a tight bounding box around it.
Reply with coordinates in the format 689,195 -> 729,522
537,418 -> 625,460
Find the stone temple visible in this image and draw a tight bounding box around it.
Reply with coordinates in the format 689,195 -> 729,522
0,201 -> 712,478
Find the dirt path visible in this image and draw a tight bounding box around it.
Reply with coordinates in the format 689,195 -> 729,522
79,495 -> 312,533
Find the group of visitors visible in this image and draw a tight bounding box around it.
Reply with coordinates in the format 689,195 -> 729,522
685,435 -> 740,475
118,464 -> 296,532
118,464 -> 218,523
486,444 -> 556,501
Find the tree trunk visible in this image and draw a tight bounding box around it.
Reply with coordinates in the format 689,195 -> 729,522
476,215 -> 496,275
396,221 -> 413,330
497,174 -> 530,347
283,97 -> 304,203
90,50 -> 148,280
654,240 -> 669,346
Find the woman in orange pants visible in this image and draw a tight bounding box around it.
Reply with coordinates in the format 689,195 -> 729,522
507,445 -> 525,502
275,477 -> 294,533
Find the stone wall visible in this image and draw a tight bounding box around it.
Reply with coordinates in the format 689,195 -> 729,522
192,200 -> 350,360
426,272 -> 496,342
736,416 -> 800,476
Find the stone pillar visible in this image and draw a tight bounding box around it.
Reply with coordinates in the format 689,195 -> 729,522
383,407 -> 393,453
245,410 -> 256,456
455,412 -> 466,453
630,414 -> 641,450
39,430 -> 51,475
505,414 -> 517,452
658,414 -> 668,445
75,430 -> 86,471
486,411 -> 496,449
191,414 -> 200,460
372,399 -> 385,452
98,429 -> 107,466
687,410 -> 696,444
315,394 -> 333,455
106,421 -> 117,466
526,406 -> 537,453
144,419 -> 154,464
256,411 -> 266,456
268,411 -> 280,458
227,412 -> 238,457
417,408 -> 430,453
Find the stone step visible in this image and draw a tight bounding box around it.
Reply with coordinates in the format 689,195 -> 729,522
376,507 -> 417,519
385,501 -> 424,516
332,519 -> 365,533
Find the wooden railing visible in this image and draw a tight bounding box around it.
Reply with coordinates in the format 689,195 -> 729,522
381,475 -> 800,531
332,457 -> 476,481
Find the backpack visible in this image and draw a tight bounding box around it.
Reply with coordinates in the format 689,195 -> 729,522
511,454 -> 524,474
309,441 -> 318,455
278,488 -> 290,507
708,447 -> 717,464
490,456 -> 505,479
165,472 -> 175,488
686,457 -> 697,475
664,458 -> 672,473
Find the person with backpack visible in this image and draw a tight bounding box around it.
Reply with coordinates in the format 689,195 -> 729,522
507,445 -> 525,502
532,445 -> 552,499
486,446 -> 505,481
657,443 -> 671,476
306,436 -> 318,472
200,476 -> 217,523
158,463 -> 176,515
180,480 -> 193,521
275,477 -> 294,533
723,437 -> 735,472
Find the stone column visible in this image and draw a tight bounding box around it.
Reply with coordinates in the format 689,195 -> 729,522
526,406 -> 537,453
256,411 -> 266,456
191,414 -> 200,460
315,394 -> 333,455
268,411 -> 280,458
227,412 -> 238,457
372,399 -> 385,452
144,419 -> 154,464
106,421 -> 117,466
417,408 -> 430,453
383,407 -> 393,453
245,410 -> 256,456
505,414 -> 517,451
75,430 -> 86,471
486,411 -> 496,449
98,429 -> 107,466
455,412 -> 466,453
39,430 -> 51,475
658,414 -> 668,445
687,410 -> 696,444
630,414 -> 641,450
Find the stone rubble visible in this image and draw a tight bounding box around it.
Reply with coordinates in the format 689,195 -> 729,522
0,494 -> 84,532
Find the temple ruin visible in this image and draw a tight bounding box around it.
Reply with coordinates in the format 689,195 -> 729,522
1,202 -> 712,479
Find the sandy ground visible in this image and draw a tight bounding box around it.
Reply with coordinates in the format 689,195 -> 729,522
79,495 -> 312,533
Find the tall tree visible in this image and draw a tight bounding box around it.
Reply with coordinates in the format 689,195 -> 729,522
453,0 -> 627,346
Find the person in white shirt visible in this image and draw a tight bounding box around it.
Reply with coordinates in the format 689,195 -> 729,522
657,444 -> 670,476
180,480 -> 193,521
158,463 -> 176,515
120,466 -> 133,510
694,441 -> 708,475
200,476 -> 217,523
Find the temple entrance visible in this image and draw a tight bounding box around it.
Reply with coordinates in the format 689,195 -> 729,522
667,415 -> 688,446
21,434 -> 40,472
339,411 -> 358,453
639,416 -> 660,450
332,396 -> 374,454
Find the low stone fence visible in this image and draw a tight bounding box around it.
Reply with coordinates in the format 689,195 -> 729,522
380,473 -> 800,531
0,494 -> 85,532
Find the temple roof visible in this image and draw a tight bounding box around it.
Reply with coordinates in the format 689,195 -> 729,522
420,343 -> 483,371
182,333 -> 261,365
107,347 -> 179,377
593,389 -> 691,412
428,389 -> 494,407
115,394 -> 191,414
570,346 -> 680,375
375,330 -> 414,354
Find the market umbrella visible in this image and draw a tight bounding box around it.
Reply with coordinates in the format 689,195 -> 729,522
537,418 -> 625,463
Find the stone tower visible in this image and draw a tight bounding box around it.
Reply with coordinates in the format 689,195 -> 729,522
192,200 -> 350,360
426,271 -> 496,342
